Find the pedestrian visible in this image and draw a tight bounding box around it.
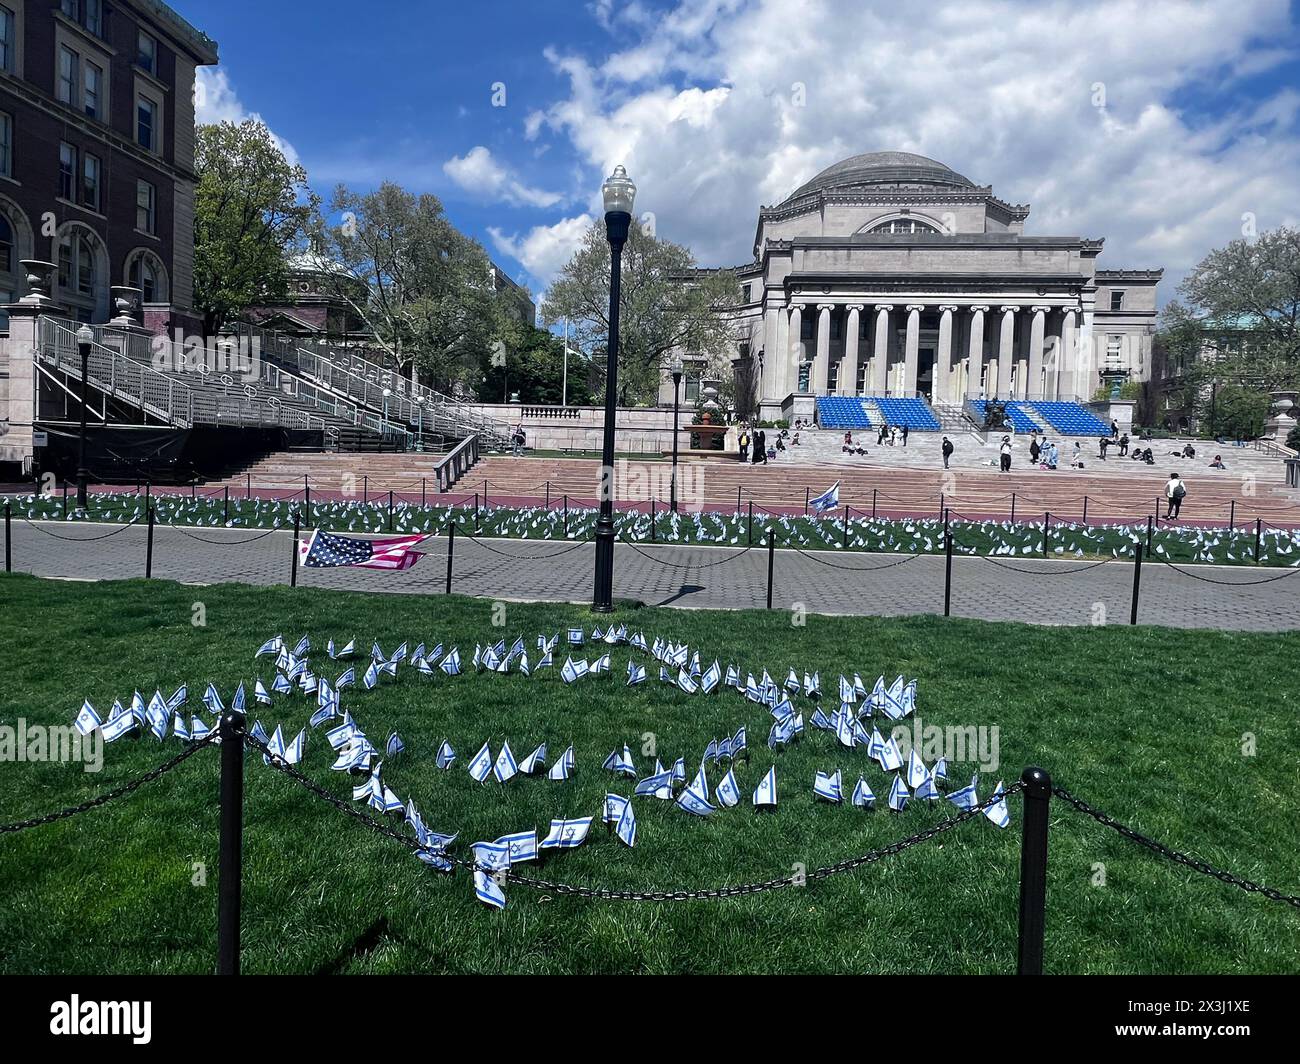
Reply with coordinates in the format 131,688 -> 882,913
942,436 -> 954,469
1098,436 -> 1109,460
738,425 -> 750,463
999,436 -> 1012,473
877,423 -> 887,446
1110,419 -> 1119,440
1071,442 -> 1085,469
1165,472 -> 1186,518
754,429 -> 767,465
511,423 -> 526,457
1118,433 -> 1129,457
1029,434 -> 1041,465
902,425 -> 909,447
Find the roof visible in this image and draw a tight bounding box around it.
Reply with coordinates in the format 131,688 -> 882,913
783,151 -> 975,203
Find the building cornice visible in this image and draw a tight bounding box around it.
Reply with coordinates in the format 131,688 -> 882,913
120,0 -> 220,65
1095,268 -> 1165,281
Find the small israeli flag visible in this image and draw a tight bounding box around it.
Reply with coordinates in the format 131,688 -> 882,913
440,648 -> 461,675
878,734 -> 904,773
716,767 -> 741,808
809,481 -> 840,514
887,774 -> 910,812
725,664 -> 740,688
540,817 -> 593,849
362,661 -> 381,690
602,793 -> 629,824
166,684 -> 187,711
752,765 -> 777,807
784,668 -> 800,692
467,741 -> 493,782
256,636 -> 282,658
74,701 -> 102,737
519,743 -> 547,775
172,714 -> 190,742
293,635 -> 310,656
732,725 -> 747,758
984,782 -> 1011,828
203,684 -> 224,715
676,766 -> 716,816
101,712 -> 137,743
253,680 -> 271,706
906,750 -> 929,790
387,732 -> 405,756
626,661 -> 647,686
284,729 -> 305,765
933,757 -> 948,782
914,771 -> 940,802
700,660 -> 722,694
947,774 -> 979,812
567,628 -> 585,645
851,776 -> 875,808
635,767 -> 674,798
813,769 -> 843,803
497,829 -> 538,865
494,741 -> 519,783
677,668 -> 698,695
615,799 -> 637,848
191,716 -> 212,742
436,740 -> 457,769
335,667 -> 356,689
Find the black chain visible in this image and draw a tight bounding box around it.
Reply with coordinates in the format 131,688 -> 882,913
619,540 -> 755,569
19,515 -> 141,541
0,733 -> 218,834
1153,559 -> 1300,586
162,522 -> 283,545
460,534 -> 594,560
972,553 -> 1115,576
792,545 -> 923,571
1052,783 -> 1300,909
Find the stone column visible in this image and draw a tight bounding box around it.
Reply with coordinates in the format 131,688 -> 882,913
788,304 -> 803,393
842,303 -> 863,395
966,305 -> 989,400
812,303 -> 833,395
1,261 -> 66,469
871,304 -> 893,394
997,305 -> 1017,400
903,304 -> 924,396
1027,305 -> 1049,401
937,305 -> 957,404
773,302 -> 789,400
1061,308 -> 1080,401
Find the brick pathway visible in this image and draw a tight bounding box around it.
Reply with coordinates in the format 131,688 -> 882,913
6,520 -> 1298,631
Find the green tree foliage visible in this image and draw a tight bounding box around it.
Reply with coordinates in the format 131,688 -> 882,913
481,321 -> 595,406
1196,382 -> 1272,441
543,221 -> 740,405
193,120 -> 318,336
319,183 -> 502,391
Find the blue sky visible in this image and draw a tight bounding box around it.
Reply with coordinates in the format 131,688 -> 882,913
184,0 -> 1300,308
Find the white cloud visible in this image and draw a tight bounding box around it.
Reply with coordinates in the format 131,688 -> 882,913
195,67 -> 301,167
489,214 -> 595,297
526,0 -> 1300,297
443,146 -> 564,208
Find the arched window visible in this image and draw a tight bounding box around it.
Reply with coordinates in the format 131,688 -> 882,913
869,218 -> 942,234
126,249 -> 169,304
56,224 -> 108,322
0,198 -> 34,327
0,214 -> 12,275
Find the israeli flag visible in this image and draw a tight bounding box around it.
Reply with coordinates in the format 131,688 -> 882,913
467,741 -> 493,782
567,628 -> 585,646
186,719 -> 208,744
256,636 -> 282,658
440,648 -> 461,675
203,684 -> 224,715
753,765 -> 777,807
676,765 -> 716,816
497,829 -> 538,865
984,782 -> 1011,828
615,799 -> 637,848
839,675 -> 855,704
293,635 -> 310,657
732,725 -> 747,759
853,673 -> 868,699
519,743 -> 547,775
494,741 -> 519,783
813,769 -> 843,803
784,668 -> 800,692
328,638 -> 355,659
592,652 -> 612,675
626,661 -> 647,686
325,717 -> 358,750
803,672 -> 821,699
869,675 -> 886,710
171,713 -> 190,742
700,661 -> 722,694
561,656 -> 587,684
947,774 -> 979,812
933,757 -> 949,782
716,768 -> 741,808
74,701 -> 102,737
436,740 -> 457,769
887,774 -> 910,812
547,745 -> 576,781
284,729 -> 305,765
914,771 -> 940,802
835,710 -> 856,749
335,667 -> 356,690
372,641 -> 386,663
635,767 -> 674,798
251,680 -> 270,706
392,641 -> 409,664
725,664 -> 740,688
677,668 -> 698,695
249,719 -> 270,746
851,776 -> 875,809
602,793 -> 629,825
101,711 -> 137,743
906,750 -> 929,790
363,661 -> 381,690
809,481 -> 840,514
630,631 -> 648,651
702,739 -> 719,766
166,684 -> 188,711
878,734 -> 904,773
540,817 -> 593,849
146,700 -> 169,741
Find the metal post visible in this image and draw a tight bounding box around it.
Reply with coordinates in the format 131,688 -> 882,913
77,337 -> 91,511
223,485 -> 229,525
545,481 -> 550,510
422,478 -> 427,509
747,501 -> 753,545
804,487 -> 810,516
474,493 -> 481,534
842,505 -> 849,547
650,498 -> 656,542
388,490 -> 394,533
1016,766 -> 1052,976
1010,492 -> 1016,523
246,472 -> 251,500
938,493 -> 944,520
484,480 -> 489,511
1255,518 -> 1262,564
290,511 -> 300,587
944,530 -> 953,617
872,488 -> 878,520
145,503 -> 155,578
1146,513 -> 1154,553
1130,543 -> 1143,625
304,480 -> 310,515
563,495 -> 568,537
738,485 -> 743,515
1082,495 -> 1088,525
363,476 -> 368,505
1228,499 -> 1235,530
216,710 -> 245,976
1042,511 -> 1049,557
766,528 -> 775,609
445,521 -> 455,595
62,479 -> 68,519
670,371 -> 681,513
4,500 -> 10,573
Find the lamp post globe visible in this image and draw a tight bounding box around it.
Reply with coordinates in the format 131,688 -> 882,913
669,358 -> 684,514
593,164 -> 636,613
75,324 -> 95,512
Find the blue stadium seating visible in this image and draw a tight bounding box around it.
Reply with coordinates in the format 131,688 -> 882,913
1030,401 -> 1111,437
814,396 -> 873,429
970,400 -> 1040,435
874,397 -> 941,431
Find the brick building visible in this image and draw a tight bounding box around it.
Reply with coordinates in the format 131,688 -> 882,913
0,1 -> 218,332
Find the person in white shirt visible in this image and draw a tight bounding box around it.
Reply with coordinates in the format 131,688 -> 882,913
1165,473 -> 1187,519
999,436 -> 1012,473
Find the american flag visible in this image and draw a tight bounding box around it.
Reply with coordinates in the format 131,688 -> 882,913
300,530 -> 430,571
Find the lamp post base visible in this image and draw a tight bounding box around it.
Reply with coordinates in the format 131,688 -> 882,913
592,518 -> 616,612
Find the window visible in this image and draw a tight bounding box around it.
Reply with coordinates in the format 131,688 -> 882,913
58,229 -> 98,299
82,153 -> 100,212
60,1 -> 101,36
59,142 -> 77,201
136,180 -> 155,233
129,253 -> 166,303
828,361 -> 839,392
0,112 -> 11,178
0,214 -> 12,274
742,283 -> 752,303
831,314 -> 842,341
137,31 -> 157,74
1110,290 -> 1125,311
83,60 -> 102,119
684,375 -> 701,403
870,218 -> 941,234
0,6 -> 15,73
800,315 -> 813,340
58,46 -> 79,106
137,95 -> 156,152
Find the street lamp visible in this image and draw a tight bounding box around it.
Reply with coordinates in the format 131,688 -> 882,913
593,163 -> 636,613
382,387 -> 391,435
669,358 -> 684,513
415,395 -> 425,451
75,324 -> 94,512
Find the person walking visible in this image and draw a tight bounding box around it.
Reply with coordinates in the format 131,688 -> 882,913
738,425 -> 750,463
901,425 -> 909,447
511,423 -> 526,457
942,436 -> 954,469
999,436 -> 1012,473
754,429 -> 767,466
1165,472 -> 1186,519
1029,433 -> 1041,465
1110,419 -> 1119,440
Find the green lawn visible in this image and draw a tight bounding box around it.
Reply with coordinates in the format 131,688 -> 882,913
0,573 -> 1296,974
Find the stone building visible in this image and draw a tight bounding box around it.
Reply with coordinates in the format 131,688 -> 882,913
692,151 -> 1162,422
0,0 -> 218,334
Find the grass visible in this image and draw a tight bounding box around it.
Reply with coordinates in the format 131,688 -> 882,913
0,573 -> 1297,975
9,491 -> 1300,566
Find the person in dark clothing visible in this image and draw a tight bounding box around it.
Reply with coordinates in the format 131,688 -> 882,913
754,429 -> 767,465
1110,420 -> 1119,439
1118,433 -> 1129,456
942,436 -> 954,469
1029,435 -> 1041,464
901,425 -> 909,447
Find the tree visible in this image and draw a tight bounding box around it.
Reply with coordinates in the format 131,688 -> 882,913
481,321 -> 595,406
193,121 -> 317,336
1197,383 -> 1271,441
543,221 -> 740,405
318,183 -> 501,391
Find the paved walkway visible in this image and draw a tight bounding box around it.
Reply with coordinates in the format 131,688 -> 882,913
6,519 -> 1299,631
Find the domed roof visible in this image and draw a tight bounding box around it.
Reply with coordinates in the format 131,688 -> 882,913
784,151 -> 975,202
286,250 -> 352,278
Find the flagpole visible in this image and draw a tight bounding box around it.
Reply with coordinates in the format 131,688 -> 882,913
562,318 -> 568,408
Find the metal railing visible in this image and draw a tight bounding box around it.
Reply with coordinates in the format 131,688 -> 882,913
433,434 -> 481,491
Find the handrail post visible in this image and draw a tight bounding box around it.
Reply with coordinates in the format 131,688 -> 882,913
1228,498 -> 1235,531
842,505 -> 849,548
1082,495 -> 1088,525
388,490 -> 395,533
1010,492 -> 1016,523
650,497 -> 656,542
217,710 -> 246,976
871,487 -> 877,520
1016,766 -> 1052,975
1130,542 -> 1143,625
1146,513 -> 1154,553
223,485 -> 229,525
766,528 -> 775,609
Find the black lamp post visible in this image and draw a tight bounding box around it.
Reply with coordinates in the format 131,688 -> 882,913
669,359 -> 683,513
593,164 -> 636,613
75,324 -> 94,512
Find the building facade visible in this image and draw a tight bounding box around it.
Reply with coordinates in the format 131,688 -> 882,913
0,0 -> 218,331
704,151 -> 1161,422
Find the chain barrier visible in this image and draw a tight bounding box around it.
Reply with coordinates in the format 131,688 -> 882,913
459,534 -> 594,561
162,522 -> 284,546
1152,559 -> 1300,586
970,553 -> 1115,576
1052,784 -> 1300,909
0,734 -> 217,835
18,515 -> 142,541
619,539 -> 755,570
791,545 -> 923,571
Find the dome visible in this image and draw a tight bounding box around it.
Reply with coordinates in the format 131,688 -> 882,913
784,151 -> 975,202
285,250 -> 352,278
